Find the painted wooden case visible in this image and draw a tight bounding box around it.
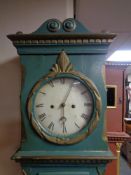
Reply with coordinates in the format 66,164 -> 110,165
8,18 -> 116,175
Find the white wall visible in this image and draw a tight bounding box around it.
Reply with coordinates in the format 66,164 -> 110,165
0,1 -> 73,175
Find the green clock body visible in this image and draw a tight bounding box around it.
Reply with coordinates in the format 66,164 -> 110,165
8,19 -> 116,175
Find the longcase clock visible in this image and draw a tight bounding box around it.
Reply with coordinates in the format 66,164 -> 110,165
8,18 -> 116,175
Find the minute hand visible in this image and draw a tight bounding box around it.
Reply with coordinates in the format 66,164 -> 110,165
63,83 -> 74,104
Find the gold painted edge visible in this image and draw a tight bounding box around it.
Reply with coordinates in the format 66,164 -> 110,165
12,38 -> 114,45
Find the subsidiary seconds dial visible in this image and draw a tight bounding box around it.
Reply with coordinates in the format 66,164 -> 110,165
33,77 -> 94,137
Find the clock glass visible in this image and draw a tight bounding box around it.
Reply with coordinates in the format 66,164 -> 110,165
32,77 -> 94,138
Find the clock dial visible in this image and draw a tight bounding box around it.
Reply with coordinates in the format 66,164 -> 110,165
34,77 -> 94,137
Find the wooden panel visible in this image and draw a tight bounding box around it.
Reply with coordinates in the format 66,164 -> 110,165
105,65 -> 125,132
106,131 -> 130,175
105,143 -> 117,175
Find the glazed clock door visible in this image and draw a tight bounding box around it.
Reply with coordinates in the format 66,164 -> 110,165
31,78 -> 94,135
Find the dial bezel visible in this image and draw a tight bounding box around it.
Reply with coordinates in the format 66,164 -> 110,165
27,73 -> 101,145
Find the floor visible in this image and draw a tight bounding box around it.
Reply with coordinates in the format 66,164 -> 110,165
120,155 -> 131,175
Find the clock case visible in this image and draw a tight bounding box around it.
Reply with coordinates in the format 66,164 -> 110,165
27,51 -> 102,145
8,19 -> 116,175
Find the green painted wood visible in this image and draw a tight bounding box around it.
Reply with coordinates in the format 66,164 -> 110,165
38,170 -> 95,175
22,166 -> 106,175
8,18 -> 116,175
33,18 -> 90,34
12,149 -> 115,158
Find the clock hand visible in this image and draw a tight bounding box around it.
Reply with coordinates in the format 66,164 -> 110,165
59,116 -> 67,134
59,81 -> 77,109
60,100 -> 65,118
62,82 -> 74,105
59,81 -> 76,129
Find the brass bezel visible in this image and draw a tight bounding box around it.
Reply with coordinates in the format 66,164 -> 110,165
27,51 -> 102,144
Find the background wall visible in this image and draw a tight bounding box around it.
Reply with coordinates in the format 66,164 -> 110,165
1,0 -> 131,175
76,0 -> 131,33
0,1 -> 73,175
76,0 -> 131,56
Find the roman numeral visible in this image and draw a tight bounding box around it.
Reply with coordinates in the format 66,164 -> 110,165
36,104 -> 44,108
40,91 -> 46,95
38,113 -> 46,122
48,81 -> 54,87
48,122 -> 54,131
73,81 -> 80,86
81,113 -> 88,120
60,78 -> 65,84
84,102 -> 92,106
63,124 -> 67,133
81,90 -> 87,95
74,122 -> 80,129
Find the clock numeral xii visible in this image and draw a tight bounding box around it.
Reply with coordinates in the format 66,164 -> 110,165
60,78 -> 65,84
48,81 -> 54,87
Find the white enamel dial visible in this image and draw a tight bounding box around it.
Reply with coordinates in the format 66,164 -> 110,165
34,77 -> 93,137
